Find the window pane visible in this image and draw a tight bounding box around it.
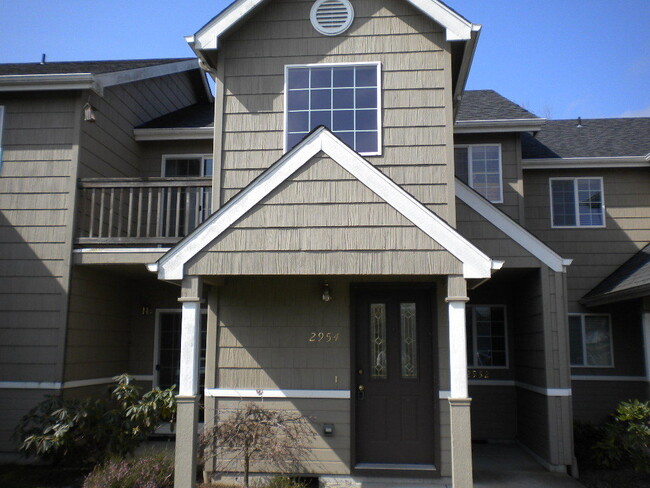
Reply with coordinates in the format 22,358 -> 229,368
311,89 -> 331,110
287,111 -> 309,132
333,88 -> 354,109
287,132 -> 306,148
466,307 -> 474,366
569,316 -> 584,365
356,66 -> 377,87
400,303 -> 417,378
311,110 -> 331,130
370,303 -> 387,379
455,147 -> 469,184
333,110 -> 354,131
203,158 -> 213,176
311,68 -> 332,88
471,305 -> 507,367
288,68 -> 309,89
288,90 -> 309,110
356,88 -> 377,108
470,146 -> 501,202
356,132 -> 378,153
585,316 -> 612,366
551,180 -> 577,226
333,68 -> 354,87
337,131 -> 355,148
577,179 -> 603,226
356,110 -> 377,130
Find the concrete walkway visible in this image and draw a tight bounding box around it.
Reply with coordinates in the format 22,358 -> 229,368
474,443 -> 583,488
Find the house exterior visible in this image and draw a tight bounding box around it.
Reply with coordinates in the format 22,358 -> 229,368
1,1 -> 650,488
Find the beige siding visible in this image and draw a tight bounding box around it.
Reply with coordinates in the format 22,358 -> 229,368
139,140 -> 214,177
219,0 -> 456,221
572,380 -> 648,423
469,385 -> 517,440
78,71 -> 201,178
189,154 -> 462,276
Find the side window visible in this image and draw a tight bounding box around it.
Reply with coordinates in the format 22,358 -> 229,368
162,155 -> 213,177
285,63 -> 381,155
0,106 -> 5,173
550,177 -> 604,228
455,145 -> 503,203
569,314 -> 613,367
466,305 -> 508,368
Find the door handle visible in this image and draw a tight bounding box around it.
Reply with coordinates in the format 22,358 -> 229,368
357,384 -> 365,400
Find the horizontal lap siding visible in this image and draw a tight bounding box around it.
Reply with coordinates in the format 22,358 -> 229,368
524,168 -> 650,307
220,0 -> 453,221
469,385 -> 517,440
0,93 -> 78,454
79,72 -> 200,178
572,380 -> 648,423
140,140 -> 214,177
188,156 -> 461,275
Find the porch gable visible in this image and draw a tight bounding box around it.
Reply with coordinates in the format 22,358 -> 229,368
153,127 -> 496,279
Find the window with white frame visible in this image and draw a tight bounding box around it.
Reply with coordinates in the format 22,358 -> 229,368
285,63 -> 381,155
569,314 -> 613,367
550,177 -> 604,228
162,155 -> 213,177
454,145 -> 503,203
466,305 -> 508,368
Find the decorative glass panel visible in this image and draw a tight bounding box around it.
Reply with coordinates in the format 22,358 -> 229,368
370,303 -> 387,379
400,303 -> 417,378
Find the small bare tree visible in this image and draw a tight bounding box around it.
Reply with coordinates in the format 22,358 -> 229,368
201,403 -> 315,488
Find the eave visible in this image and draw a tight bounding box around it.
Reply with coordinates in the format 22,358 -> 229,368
454,118 -> 547,134
581,284 -> 650,307
0,73 -> 100,94
523,154 -> 650,170
134,127 -> 214,141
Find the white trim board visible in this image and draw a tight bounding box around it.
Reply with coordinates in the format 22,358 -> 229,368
134,127 -> 214,141
153,127 -> 496,280
456,179 -> 572,273
205,388 -> 351,399
523,155 -> 650,169
191,0 -> 476,52
0,375 -> 153,390
571,375 -> 646,382
454,118 -> 546,134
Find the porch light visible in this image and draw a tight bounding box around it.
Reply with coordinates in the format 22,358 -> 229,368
322,283 -> 332,302
83,102 -> 96,122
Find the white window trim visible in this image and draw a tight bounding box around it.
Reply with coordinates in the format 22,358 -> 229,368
161,154 -> 213,177
153,308 -> 208,389
455,144 -> 503,204
549,177 -> 606,229
283,61 -> 382,157
0,105 -> 5,171
467,304 -> 509,369
569,313 -> 614,368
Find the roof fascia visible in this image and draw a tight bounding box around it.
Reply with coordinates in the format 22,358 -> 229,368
581,283 -> 650,307
455,179 -> 571,273
154,127 -> 495,280
454,118 -> 546,134
134,127 -> 214,141
192,0 -> 476,53
0,73 -> 101,94
452,26 -> 481,118
523,155 -> 650,169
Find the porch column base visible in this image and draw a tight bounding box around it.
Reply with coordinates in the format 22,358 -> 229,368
174,395 -> 199,488
449,398 -> 473,488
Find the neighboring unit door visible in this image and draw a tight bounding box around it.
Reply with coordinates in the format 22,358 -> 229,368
354,287 -> 436,467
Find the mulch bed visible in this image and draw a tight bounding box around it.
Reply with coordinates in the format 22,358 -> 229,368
579,468 -> 650,488
0,465 -> 89,488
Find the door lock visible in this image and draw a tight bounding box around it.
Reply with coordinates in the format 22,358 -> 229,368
357,384 -> 365,400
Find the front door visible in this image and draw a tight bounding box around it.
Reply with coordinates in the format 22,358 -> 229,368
354,287 -> 436,468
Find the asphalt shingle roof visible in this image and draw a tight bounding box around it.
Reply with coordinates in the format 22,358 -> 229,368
522,118 -> 650,159
0,58 -> 195,76
583,244 -> 650,301
138,102 -> 214,129
457,90 -> 540,121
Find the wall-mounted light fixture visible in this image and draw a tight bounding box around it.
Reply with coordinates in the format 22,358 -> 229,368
321,283 -> 332,302
83,102 -> 96,122
141,305 -> 153,316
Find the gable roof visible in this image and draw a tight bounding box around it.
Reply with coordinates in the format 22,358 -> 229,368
0,58 -> 208,97
582,243 -> 650,306
522,118 -> 650,166
152,127 -> 499,280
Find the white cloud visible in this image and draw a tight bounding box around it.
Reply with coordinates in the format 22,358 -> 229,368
619,105 -> 650,118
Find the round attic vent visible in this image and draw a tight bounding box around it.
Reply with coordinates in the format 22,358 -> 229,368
310,0 -> 354,36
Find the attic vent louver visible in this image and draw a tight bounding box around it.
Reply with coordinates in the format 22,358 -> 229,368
310,0 -> 354,36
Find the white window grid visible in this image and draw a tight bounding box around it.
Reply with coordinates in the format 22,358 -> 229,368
161,154 -> 213,177
283,61 -> 382,156
569,313 -> 614,368
455,144 -> 503,203
549,177 -> 605,229
467,304 -> 508,369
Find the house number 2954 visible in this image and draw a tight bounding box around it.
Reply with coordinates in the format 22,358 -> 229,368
309,332 -> 340,343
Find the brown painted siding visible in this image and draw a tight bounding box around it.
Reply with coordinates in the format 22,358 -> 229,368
219,0 -> 455,221
139,140 -> 214,177
572,380 -> 648,423
189,155 -> 462,276
469,385 -> 517,440
79,72 -> 201,178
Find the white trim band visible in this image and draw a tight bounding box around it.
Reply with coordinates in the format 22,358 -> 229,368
0,375 -> 154,390
571,375 -> 646,382
205,388 -> 351,399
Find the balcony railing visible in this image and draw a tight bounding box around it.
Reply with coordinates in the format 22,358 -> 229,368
76,177 -> 212,245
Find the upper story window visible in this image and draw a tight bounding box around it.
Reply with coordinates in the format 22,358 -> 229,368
455,145 -> 503,203
162,155 -> 213,177
569,314 -> 613,367
550,177 -> 604,228
466,305 -> 508,368
285,62 -> 381,156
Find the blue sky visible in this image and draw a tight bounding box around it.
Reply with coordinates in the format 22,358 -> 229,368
1,0 -> 648,120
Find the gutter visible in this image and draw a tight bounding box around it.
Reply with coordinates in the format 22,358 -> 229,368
581,283 -> 650,307
523,155 -> 650,169
0,73 -> 100,94
134,127 -> 214,141
452,25 -> 481,119
455,117 -> 546,134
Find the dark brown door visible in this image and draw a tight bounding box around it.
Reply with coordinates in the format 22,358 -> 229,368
354,287 -> 435,467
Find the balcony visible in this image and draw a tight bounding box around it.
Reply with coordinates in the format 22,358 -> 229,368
76,177 -> 213,246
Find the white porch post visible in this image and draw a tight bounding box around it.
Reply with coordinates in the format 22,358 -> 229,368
643,311 -> 650,396
446,275 -> 472,488
175,275 -> 203,488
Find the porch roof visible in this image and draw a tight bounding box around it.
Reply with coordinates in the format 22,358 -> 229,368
582,243 -> 650,306
151,127 -> 499,280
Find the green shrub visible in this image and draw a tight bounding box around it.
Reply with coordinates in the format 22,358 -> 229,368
574,420 -> 606,468
15,374 -> 176,465
82,452 -> 174,488
591,399 -> 650,472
